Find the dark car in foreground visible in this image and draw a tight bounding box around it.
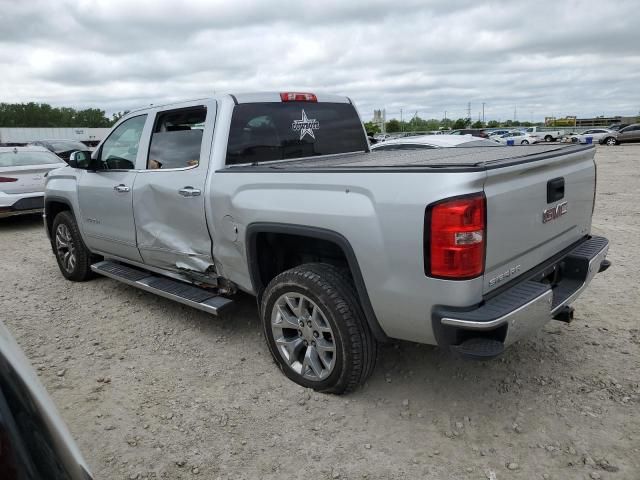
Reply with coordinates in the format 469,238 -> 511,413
28,140 -> 89,163
0,320 -> 92,479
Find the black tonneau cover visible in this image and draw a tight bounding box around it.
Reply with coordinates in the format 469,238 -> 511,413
224,144 -> 593,172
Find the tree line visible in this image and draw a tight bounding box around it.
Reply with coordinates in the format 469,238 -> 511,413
364,116 -> 540,135
0,103 -> 128,128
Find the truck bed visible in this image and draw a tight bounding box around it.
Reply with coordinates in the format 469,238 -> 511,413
224,144 -> 592,172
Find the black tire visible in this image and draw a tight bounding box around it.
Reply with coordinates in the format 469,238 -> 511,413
260,263 -> 377,394
604,137 -> 617,146
544,135 -> 553,142
51,211 -> 95,281
521,140 -> 529,145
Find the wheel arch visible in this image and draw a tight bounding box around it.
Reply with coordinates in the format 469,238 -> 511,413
44,197 -> 75,241
246,223 -> 389,342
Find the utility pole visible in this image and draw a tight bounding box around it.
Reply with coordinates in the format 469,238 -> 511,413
482,102 -> 485,124
400,108 -> 403,132
514,105 -> 517,121
467,102 -> 471,122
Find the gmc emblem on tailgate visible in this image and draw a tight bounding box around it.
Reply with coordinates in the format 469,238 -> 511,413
542,201 -> 568,223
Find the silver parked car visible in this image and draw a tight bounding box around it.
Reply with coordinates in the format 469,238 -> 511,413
0,146 -> 65,218
569,128 -> 613,144
370,134 -> 500,151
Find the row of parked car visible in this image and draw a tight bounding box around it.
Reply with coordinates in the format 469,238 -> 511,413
374,123 -> 640,146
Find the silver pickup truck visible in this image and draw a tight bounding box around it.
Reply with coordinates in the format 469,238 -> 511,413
44,92 -> 610,394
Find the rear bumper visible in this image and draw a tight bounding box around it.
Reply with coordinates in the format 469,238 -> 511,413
433,236 -> 610,352
0,194 -> 44,218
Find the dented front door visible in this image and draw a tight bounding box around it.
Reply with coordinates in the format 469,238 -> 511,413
132,100 -> 217,273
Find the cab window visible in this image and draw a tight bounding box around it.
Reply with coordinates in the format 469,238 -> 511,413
146,107 -> 207,170
99,115 -> 147,170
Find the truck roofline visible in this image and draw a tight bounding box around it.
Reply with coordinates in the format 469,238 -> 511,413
120,91 -> 352,115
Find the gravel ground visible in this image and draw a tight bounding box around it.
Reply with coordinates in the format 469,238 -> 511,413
1,145 -> 638,480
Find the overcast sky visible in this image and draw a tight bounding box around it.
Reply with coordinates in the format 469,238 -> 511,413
1,0 -> 639,122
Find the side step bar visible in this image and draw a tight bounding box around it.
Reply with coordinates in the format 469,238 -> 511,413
91,260 -> 233,315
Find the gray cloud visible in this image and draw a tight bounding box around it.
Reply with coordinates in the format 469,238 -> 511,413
1,0 -> 639,122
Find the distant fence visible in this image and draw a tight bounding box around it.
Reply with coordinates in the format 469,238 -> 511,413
0,127 -> 110,146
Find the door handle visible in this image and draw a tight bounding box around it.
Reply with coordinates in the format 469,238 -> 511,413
113,184 -> 130,193
178,186 -> 201,197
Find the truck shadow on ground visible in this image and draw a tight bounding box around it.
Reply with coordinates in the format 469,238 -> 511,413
0,213 -> 44,231
111,280 -> 565,402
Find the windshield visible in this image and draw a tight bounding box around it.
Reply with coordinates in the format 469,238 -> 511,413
226,102 -> 368,165
0,150 -> 65,167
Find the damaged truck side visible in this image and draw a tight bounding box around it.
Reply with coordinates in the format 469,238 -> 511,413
44,92 -> 610,394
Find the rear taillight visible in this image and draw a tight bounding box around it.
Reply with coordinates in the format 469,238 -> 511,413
425,193 -> 486,279
0,177 -> 18,182
280,92 -> 317,102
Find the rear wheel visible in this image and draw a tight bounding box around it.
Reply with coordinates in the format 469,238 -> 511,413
604,137 -> 617,146
544,135 -> 553,142
52,211 -> 95,281
261,263 -> 377,394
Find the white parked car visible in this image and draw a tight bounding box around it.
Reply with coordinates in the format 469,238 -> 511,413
370,134 -> 501,151
493,131 -> 539,145
0,146 -> 66,218
487,129 -> 512,138
524,127 -> 564,142
569,128 -> 613,144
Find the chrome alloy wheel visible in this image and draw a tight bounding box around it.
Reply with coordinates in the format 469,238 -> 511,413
55,223 -> 76,273
271,293 -> 336,381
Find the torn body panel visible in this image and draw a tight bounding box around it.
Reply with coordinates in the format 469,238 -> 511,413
133,170 -> 214,273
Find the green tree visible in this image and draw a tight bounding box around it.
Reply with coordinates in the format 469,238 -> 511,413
363,121 -> 380,136
424,119 -> 441,131
452,118 -> 467,129
471,120 -> 484,129
386,119 -> 401,133
487,120 -> 500,128
111,111 -> 130,124
0,102 -> 114,127
440,118 -> 453,130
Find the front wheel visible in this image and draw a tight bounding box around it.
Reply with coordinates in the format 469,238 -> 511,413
52,211 -> 95,281
261,263 -> 377,394
521,140 -> 529,145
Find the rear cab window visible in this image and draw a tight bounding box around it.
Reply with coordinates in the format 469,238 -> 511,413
225,102 -> 368,165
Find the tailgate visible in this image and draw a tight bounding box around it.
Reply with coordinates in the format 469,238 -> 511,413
482,147 -> 595,293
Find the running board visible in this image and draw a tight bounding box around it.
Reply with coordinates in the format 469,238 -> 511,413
91,260 -> 233,315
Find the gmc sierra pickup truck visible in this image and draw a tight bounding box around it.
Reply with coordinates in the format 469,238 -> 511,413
44,92 -> 610,394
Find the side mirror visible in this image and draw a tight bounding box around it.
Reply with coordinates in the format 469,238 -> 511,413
68,151 -> 92,169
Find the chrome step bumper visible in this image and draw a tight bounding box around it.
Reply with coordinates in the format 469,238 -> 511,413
435,236 -> 610,348
91,261 -> 233,316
